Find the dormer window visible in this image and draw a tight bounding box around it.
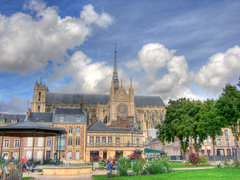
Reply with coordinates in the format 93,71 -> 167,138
0,119 -> 5,124
76,115 -> 81,122
11,119 -> 18,124
59,115 -> 64,122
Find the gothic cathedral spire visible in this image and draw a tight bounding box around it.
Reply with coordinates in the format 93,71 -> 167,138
113,42 -> 119,92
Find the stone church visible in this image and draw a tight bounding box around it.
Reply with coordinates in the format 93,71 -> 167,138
31,47 -> 166,141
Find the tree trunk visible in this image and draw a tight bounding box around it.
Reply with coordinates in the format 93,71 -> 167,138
233,133 -> 240,159
213,143 -> 216,161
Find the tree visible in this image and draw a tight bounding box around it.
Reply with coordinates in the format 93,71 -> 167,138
157,98 -> 194,159
216,84 -> 240,159
199,99 -> 223,160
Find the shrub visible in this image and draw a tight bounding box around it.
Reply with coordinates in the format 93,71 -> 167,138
224,160 -> 234,168
129,152 -> 142,160
233,160 -> 240,169
188,153 -> 199,165
199,157 -> 207,164
132,159 -> 144,175
147,158 -> 172,175
118,157 -> 130,176
215,161 -> 223,168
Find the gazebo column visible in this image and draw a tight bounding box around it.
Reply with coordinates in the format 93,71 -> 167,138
0,132 -> 4,157
19,137 -> 22,161
43,136 -> 46,163
32,131 -> 36,161
59,134 -> 61,161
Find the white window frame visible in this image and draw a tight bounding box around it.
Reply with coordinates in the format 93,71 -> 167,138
4,140 -> 9,148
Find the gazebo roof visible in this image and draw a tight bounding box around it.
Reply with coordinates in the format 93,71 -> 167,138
0,114 -> 66,137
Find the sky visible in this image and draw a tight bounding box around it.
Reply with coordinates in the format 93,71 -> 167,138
0,0 -> 240,114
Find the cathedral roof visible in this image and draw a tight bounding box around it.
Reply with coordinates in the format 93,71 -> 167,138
55,108 -> 84,115
46,93 -> 165,107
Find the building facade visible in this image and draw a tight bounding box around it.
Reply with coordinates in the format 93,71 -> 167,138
31,48 -> 166,142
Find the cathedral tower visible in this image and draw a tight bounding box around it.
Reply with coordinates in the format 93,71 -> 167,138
113,43 -> 119,93
31,80 -> 48,112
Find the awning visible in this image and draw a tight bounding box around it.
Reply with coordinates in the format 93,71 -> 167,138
144,148 -> 165,154
90,151 -> 99,153
134,150 -> 143,153
116,150 -> 123,153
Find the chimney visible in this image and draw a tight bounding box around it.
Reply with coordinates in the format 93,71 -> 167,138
81,100 -> 85,110
27,108 -> 31,116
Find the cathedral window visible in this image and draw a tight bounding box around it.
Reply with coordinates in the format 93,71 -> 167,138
104,116 -> 108,124
108,137 -> 112,144
90,137 -> 94,143
38,92 -> 41,101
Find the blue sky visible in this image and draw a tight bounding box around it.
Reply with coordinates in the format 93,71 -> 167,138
0,0 -> 240,113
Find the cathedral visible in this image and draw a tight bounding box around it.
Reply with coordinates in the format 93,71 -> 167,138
31,47 -> 166,141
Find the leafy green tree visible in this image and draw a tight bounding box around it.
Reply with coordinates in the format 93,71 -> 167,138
199,99 -> 223,160
157,98 -> 194,159
216,84 -> 240,159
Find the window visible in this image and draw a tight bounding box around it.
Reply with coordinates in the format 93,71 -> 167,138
217,139 -> 221,146
116,138 -> 120,144
76,127 -> 80,134
96,137 -> 100,143
4,140 -> 9,148
224,130 -> 229,137
68,137 -> 72,146
59,115 -> 64,122
90,137 -> 94,143
47,138 -> 52,146
38,106 -> 40,112
38,137 -> 43,147
136,138 -> 139,146
76,138 -> 80,146
38,92 -> 41,101
14,140 -> 20,148
0,119 -> 5,124
75,151 -> 80,160
225,139 -> 230,146
76,116 -> 81,122
37,151 -> 43,161
11,119 -> 18,124
27,137 -> 33,147
68,151 -> 72,160
108,137 -> 112,144
68,127 -> 73,134
102,137 -> 106,143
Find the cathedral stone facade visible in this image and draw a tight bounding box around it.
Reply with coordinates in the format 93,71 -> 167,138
31,48 -> 166,141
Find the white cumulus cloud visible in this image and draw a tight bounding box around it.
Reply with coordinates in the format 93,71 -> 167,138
196,45 -> 240,92
0,0 -> 113,74
127,43 -> 195,103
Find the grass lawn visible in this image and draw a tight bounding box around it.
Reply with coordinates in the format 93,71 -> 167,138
169,161 -> 213,168
21,177 -> 35,180
93,169 -> 240,180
